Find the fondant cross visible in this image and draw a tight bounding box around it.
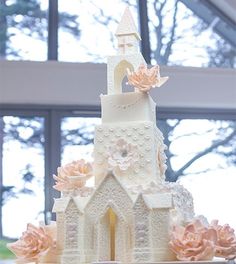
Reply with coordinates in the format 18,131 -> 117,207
118,37 -> 133,54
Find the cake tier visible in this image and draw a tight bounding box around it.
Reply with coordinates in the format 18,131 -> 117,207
101,92 -> 156,123
93,120 -> 165,187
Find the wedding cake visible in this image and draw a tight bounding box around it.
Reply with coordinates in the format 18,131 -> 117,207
7,7 -> 236,264
51,7 -> 194,264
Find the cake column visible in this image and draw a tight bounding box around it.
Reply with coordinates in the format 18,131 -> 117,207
132,194 -> 152,262
150,209 -> 175,261
61,199 -> 84,264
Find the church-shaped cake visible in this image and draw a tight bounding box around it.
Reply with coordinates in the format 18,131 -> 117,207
8,8 -> 236,264
7,7 -> 197,264
52,8 -> 194,264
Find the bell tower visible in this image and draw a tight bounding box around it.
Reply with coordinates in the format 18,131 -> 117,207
116,7 -> 141,55
107,7 -> 146,95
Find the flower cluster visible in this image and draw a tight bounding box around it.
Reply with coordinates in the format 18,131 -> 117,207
126,63 -> 168,92
53,159 -> 93,192
211,220 -> 236,259
108,139 -> 139,171
7,223 -> 56,263
169,218 -> 236,261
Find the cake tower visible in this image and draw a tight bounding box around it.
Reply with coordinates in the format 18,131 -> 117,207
52,8 -> 193,264
7,7 -> 196,264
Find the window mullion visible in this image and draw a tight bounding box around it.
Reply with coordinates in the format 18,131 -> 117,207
0,118 -> 3,238
48,0 -> 58,60
44,110 -> 61,222
138,0 -> 151,64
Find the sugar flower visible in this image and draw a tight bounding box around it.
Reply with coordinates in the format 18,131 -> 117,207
210,220 -> 236,259
7,223 -> 56,263
108,139 -> 139,171
126,63 -> 168,92
169,219 -> 217,261
53,159 -> 93,192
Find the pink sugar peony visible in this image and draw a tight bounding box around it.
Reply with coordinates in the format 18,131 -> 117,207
53,159 -> 93,191
108,139 -> 139,171
210,220 -> 236,259
126,63 -> 168,92
169,219 -> 217,261
7,223 -> 56,263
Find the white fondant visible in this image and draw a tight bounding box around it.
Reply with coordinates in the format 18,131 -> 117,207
107,54 -> 145,95
50,8 -> 195,264
101,92 -> 156,123
115,7 -> 141,40
142,193 -> 173,209
52,197 -> 70,213
93,121 -> 164,187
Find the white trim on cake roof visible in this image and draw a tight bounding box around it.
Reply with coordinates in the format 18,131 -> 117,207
52,196 -> 90,213
52,197 -> 70,213
85,170 -> 134,208
142,193 -> 173,209
115,7 -> 141,40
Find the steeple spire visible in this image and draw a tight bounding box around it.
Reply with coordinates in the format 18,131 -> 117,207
116,7 -> 141,40
115,7 -> 141,55
107,6 -> 145,94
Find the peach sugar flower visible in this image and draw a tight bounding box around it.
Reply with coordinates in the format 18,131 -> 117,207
108,139 -> 139,171
169,219 -> 217,261
126,63 -> 169,92
7,223 -> 56,263
170,218 -> 236,261
53,159 -> 93,191
210,220 -> 236,259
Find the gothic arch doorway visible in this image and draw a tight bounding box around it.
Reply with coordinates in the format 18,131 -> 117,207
114,60 -> 134,94
97,206 -> 131,262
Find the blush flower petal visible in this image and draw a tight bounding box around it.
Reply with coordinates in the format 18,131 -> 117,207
7,223 -> 56,262
210,220 -> 236,259
169,219 -> 216,261
127,64 -> 168,92
108,139 -> 139,171
53,159 -> 93,191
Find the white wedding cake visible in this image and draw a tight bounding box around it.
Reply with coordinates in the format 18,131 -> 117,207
8,7 -> 236,264
7,7 -> 197,264
51,7 -> 194,264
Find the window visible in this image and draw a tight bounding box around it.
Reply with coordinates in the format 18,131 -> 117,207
0,0 -> 235,67
0,0 -> 235,260
0,108 -> 236,259
61,117 -> 101,163
0,0 -> 48,60
58,0 -> 137,62
158,118 -> 236,229
59,116 -> 236,231
147,0 -> 236,68
0,116 -> 45,238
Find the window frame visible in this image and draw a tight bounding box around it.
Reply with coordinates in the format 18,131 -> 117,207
46,0 -> 236,63
0,104 -> 236,238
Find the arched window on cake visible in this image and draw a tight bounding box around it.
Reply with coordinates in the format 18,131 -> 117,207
114,60 -> 134,94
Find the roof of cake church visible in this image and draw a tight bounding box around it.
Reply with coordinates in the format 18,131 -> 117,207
115,7 -> 141,40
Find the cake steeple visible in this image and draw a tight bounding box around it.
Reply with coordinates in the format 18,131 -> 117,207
115,7 -> 141,39
115,7 -> 141,55
107,7 -> 145,95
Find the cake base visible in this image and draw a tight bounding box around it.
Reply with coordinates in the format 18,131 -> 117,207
14,260 -> 231,264
92,261 -> 229,264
